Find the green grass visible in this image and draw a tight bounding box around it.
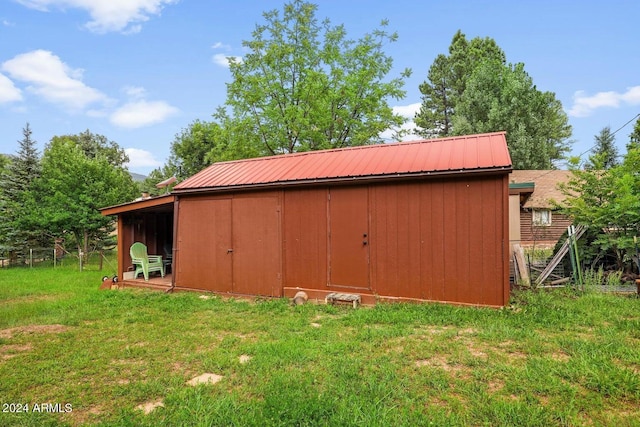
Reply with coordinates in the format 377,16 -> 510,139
0,261 -> 639,426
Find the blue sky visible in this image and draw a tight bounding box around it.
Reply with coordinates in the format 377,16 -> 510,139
1,0 -> 639,175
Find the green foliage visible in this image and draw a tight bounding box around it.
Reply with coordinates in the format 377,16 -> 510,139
165,119 -> 227,180
0,123 -> 45,255
49,129 -> 129,167
224,0 -> 410,154
626,117 -> 640,151
30,134 -> 138,258
416,31 -> 572,169
560,148 -> 640,270
586,126 -> 618,169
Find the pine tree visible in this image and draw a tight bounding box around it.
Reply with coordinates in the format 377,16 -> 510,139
627,117 -> 640,151
0,123 -> 43,258
587,126 -> 618,169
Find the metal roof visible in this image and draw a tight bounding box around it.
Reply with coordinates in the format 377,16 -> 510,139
174,132 -> 511,193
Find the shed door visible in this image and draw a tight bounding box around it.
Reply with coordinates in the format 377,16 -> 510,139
232,196 -> 281,296
177,198 -> 233,292
328,187 -> 370,289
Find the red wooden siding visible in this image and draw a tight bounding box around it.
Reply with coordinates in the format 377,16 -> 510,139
369,176 -> 507,306
279,175 -> 508,306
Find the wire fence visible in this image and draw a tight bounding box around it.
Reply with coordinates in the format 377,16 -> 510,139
0,246 -> 116,271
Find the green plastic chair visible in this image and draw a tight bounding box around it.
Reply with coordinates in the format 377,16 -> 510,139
130,242 -> 165,281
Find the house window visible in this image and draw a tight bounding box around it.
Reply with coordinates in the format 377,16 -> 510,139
532,209 -> 552,226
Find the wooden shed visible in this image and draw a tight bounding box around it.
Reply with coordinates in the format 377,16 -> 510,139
102,132 -> 512,307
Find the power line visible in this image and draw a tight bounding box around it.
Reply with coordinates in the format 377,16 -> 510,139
576,112 -> 640,159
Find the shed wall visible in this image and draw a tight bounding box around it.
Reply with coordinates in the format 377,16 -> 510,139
281,175 -> 509,306
370,177 -> 507,306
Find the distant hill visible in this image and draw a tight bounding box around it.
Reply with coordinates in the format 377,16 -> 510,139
130,172 -> 147,182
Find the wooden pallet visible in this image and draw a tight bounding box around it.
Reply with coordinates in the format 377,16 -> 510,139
325,292 -> 361,308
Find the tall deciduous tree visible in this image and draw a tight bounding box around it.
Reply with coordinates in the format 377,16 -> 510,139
224,0 -> 410,154
32,135 -> 137,259
416,31 -> 572,169
0,123 -> 44,255
586,126 -> 618,169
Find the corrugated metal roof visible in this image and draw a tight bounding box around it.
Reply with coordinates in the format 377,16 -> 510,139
174,132 -> 511,192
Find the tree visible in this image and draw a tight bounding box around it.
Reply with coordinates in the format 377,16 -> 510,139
415,30 -> 505,138
32,135 -> 137,259
165,120 -> 223,180
586,126 -> 618,169
560,149 -> 640,270
416,31 -> 572,169
49,130 -> 129,167
450,61 -> 572,169
0,123 -> 44,256
224,0 -> 410,154
627,117 -> 640,151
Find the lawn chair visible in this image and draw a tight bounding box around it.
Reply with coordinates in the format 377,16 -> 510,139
130,242 -> 164,281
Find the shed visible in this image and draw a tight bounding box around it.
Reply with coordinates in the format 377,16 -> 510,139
102,132 -> 512,307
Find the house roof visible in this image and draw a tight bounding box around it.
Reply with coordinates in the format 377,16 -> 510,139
509,170 -> 572,209
174,132 -> 511,193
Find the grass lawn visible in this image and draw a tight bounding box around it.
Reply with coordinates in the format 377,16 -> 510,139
0,260 -> 639,426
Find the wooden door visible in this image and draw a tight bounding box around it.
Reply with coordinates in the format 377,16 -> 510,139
328,187 -> 370,289
232,196 -> 281,297
176,197 -> 233,292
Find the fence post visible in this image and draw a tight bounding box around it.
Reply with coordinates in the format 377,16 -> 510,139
30,248 -> 33,268
79,250 -> 83,271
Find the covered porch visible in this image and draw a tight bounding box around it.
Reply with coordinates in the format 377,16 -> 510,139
101,194 -> 176,287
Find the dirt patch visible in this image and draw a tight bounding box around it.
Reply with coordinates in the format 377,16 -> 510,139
0,324 -> 69,339
0,344 -> 33,359
550,350 -> 570,362
239,354 -> 252,364
187,373 -> 223,386
416,355 -> 464,372
3,294 -> 57,304
136,400 -> 164,414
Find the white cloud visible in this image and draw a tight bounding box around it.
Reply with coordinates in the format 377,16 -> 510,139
14,0 -> 178,34
122,85 -> 146,99
379,103 -> 423,142
212,53 -> 242,68
392,102 -> 421,119
0,73 -> 23,103
568,85 -> 640,117
125,147 -> 162,168
110,99 -> 178,128
211,42 -> 231,50
1,49 -> 107,111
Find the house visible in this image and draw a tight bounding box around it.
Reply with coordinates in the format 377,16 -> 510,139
101,132 -> 512,307
508,170 -> 573,250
